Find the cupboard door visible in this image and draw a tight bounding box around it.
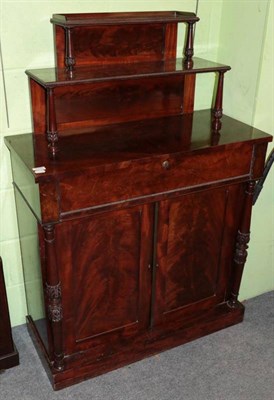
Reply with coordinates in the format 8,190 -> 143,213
153,185 -> 244,326
57,204 -> 153,354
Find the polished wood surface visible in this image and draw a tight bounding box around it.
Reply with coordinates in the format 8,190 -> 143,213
26,57 -> 230,154
26,58 -> 230,154
6,10 -> 272,390
5,110 -> 271,184
53,75 -> 184,129
26,58 -> 230,87
0,258 -> 19,370
155,189 -> 229,322
51,11 -> 199,26
57,205 -> 152,355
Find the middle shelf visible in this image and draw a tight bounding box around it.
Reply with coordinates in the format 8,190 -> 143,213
26,57 -> 230,157
26,57 -> 230,87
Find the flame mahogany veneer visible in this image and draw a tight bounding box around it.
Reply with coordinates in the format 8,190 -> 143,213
5,11 -> 272,390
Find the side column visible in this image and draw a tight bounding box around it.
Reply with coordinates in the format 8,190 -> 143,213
65,27 -> 75,71
44,224 -> 64,371
211,71 -> 225,145
228,181 -> 255,308
46,88 -> 58,158
184,22 -> 195,68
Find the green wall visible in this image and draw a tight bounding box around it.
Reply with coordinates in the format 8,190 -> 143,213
217,0 -> 274,300
0,0 -> 273,326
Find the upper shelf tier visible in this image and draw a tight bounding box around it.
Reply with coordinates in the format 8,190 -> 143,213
51,11 -> 199,27
26,57 -> 231,88
51,11 -> 199,69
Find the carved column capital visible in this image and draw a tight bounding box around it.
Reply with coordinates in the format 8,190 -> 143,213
46,281 -> 62,300
65,56 -> 76,69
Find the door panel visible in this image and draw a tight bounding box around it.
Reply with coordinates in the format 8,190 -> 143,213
58,204 -> 153,353
154,185 -> 243,325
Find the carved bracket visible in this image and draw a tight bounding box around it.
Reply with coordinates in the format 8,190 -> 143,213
46,281 -> 61,300
46,282 -> 63,322
233,231 -> 250,265
48,304 -> 63,322
46,131 -> 58,145
65,56 -> 76,69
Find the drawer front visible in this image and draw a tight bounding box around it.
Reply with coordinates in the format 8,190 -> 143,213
60,142 -> 253,213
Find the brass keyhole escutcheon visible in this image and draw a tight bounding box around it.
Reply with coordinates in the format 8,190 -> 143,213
162,160 -> 170,170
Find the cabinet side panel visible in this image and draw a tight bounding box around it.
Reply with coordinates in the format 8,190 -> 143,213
252,142 -> 269,179
29,78 -> 47,135
54,25 -> 66,69
164,23 -> 177,59
14,188 -> 49,354
10,149 -> 41,221
182,74 -> 196,114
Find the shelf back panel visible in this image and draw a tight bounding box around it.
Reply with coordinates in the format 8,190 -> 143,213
53,75 -> 184,132
54,23 -> 178,68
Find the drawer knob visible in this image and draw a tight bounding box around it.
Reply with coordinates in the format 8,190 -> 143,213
162,160 -> 170,170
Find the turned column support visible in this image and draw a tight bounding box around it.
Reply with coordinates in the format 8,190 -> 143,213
228,181 -> 255,308
46,88 -> 58,158
211,71 -> 225,145
184,22 -> 195,68
212,71 -> 225,130
65,28 -> 75,71
44,224 -> 64,371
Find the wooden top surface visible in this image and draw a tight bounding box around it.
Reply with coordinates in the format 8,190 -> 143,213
51,11 -> 199,26
26,58 -> 230,88
5,110 -> 272,183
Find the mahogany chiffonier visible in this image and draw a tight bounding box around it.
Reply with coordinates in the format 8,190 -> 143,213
5,11 -> 272,390
0,257 -> 19,370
